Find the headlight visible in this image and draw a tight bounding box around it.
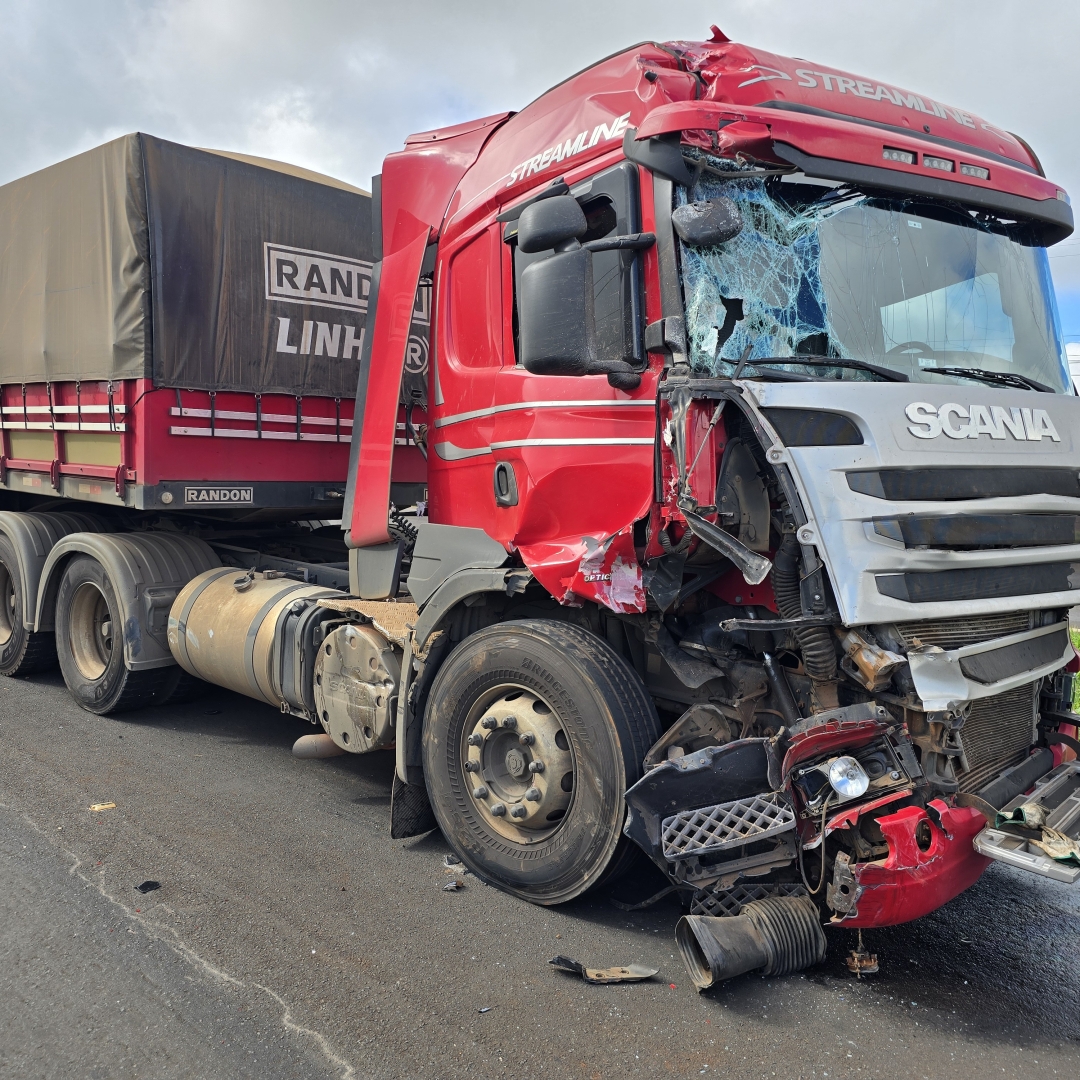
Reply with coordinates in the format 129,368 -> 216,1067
828,756 -> 870,800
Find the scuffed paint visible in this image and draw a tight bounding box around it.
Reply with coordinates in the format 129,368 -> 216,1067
565,529 -> 646,614
517,528 -> 646,614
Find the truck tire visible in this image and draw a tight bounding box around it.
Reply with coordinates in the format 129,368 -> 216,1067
0,535 -> 56,676
55,555 -> 172,714
422,619 -> 660,905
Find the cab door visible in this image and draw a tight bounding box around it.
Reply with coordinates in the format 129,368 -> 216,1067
491,162 -> 656,554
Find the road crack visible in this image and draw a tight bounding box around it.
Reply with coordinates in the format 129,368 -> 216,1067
1,801 -> 356,1080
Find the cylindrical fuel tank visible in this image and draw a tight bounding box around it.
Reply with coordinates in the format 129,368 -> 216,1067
168,568 -> 340,708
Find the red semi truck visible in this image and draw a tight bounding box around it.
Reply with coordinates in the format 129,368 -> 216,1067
4,29 -> 1080,987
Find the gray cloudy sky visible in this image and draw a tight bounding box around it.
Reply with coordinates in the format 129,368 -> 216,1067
5,0 -> 1080,333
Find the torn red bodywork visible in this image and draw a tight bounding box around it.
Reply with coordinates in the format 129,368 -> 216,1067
520,527 -> 646,613
834,801 -> 990,928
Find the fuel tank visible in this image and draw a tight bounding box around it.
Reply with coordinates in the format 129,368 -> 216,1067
167,567 -> 340,710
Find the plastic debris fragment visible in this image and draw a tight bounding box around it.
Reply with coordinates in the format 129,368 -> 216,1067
549,955 -> 658,984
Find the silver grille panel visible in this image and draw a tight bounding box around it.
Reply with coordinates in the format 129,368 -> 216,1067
690,882 -> 806,918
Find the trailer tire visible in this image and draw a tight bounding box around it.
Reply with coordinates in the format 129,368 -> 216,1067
0,535 -> 57,676
422,619 -> 659,905
55,555 -> 172,714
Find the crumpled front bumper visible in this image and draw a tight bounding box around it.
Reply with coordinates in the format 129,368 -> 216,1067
832,800 -> 990,928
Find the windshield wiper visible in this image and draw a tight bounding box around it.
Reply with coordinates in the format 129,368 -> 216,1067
928,366 -> 1055,394
743,354 -> 909,383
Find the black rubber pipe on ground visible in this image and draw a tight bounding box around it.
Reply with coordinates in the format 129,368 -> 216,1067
676,894 -> 827,990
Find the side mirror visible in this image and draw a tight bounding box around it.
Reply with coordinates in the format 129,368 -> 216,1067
519,247 -> 595,376
517,195 -> 587,253
671,198 -> 743,246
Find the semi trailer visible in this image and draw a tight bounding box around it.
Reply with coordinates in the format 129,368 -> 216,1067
4,27 -> 1080,986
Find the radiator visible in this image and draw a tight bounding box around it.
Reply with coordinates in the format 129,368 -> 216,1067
895,612 -> 1039,793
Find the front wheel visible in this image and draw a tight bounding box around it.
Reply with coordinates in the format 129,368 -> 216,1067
422,619 -> 659,905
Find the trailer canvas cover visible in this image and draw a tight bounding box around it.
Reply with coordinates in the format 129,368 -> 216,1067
0,133 -> 373,397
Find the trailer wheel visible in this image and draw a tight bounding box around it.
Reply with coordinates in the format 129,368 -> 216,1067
422,619 -> 659,905
0,535 -> 57,676
55,555 -> 171,714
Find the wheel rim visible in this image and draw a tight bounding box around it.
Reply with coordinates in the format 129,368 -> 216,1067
68,581 -> 114,680
0,565 -> 14,647
461,685 -> 575,844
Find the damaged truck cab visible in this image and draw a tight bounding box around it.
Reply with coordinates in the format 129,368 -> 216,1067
5,28 -> 1080,988
341,28 -> 1080,958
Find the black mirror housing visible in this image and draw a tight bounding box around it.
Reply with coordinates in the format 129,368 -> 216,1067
671,198 -> 743,246
517,195 -> 588,254
519,247 -> 596,375
621,128 -> 693,187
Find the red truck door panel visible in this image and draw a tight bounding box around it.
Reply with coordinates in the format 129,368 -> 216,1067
430,164 -> 655,596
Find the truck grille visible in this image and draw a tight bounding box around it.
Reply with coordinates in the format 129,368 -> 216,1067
959,683 -> 1038,793
895,611 -> 1033,650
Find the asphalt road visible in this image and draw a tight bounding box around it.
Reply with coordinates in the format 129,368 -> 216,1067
1,670 -> 1078,1080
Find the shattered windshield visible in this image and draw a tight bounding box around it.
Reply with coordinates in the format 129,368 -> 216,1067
679,163 -> 1071,393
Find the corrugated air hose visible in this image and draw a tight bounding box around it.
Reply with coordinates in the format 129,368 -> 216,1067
772,533 -> 836,681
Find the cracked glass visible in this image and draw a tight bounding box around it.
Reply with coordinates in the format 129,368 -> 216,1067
678,158 -> 1071,393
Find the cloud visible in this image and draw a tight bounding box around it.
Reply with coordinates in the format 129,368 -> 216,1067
3,0 -> 1080,318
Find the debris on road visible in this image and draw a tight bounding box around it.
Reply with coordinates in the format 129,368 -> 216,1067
478,1006 -> 492,1014
846,930 -> 879,978
443,854 -> 465,870
549,955 -> 659,984
88,803 -> 115,812
135,880 -> 161,894
443,879 -> 465,891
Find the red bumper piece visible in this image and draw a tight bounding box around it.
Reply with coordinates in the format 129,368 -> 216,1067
837,801 -> 991,928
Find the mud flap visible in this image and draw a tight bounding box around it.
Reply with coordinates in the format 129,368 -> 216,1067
390,774 -> 438,839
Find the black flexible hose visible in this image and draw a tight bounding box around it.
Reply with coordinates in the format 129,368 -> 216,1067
772,533 -> 837,681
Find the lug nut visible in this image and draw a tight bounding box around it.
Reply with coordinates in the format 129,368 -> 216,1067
481,717 -> 497,730
464,761 -> 479,773
524,787 -> 541,802
501,716 -> 517,729
528,760 -> 545,774
472,785 -> 489,799
490,802 -> 507,816
467,733 -> 484,746
518,732 -> 535,745
509,805 -> 528,818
